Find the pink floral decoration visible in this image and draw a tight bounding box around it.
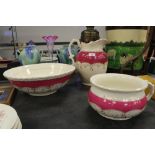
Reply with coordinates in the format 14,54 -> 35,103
42,35 -> 58,43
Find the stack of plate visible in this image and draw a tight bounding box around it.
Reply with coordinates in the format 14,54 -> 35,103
0,104 -> 22,129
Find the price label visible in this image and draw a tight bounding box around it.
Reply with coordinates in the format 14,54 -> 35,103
88,53 -> 95,57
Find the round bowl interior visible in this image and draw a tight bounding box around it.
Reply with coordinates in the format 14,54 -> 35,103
3,63 -> 75,81
90,73 -> 148,92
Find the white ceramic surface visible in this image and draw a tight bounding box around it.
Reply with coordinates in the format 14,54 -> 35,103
76,62 -> 108,85
88,73 -> 154,120
0,104 -> 22,129
3,63 -> 75,96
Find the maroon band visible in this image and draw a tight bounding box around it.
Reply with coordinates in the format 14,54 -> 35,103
76,51 -> 108,64
10,75 -> 71,88
88,91 -> 147,112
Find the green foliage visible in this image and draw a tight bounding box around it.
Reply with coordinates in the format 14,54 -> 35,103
106,42 -> 144,70
108,41 -> 144,47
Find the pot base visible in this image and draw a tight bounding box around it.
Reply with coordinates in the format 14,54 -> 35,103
97,111 -> 132,121
89,102 -> 144,121
29,91 -> 57,96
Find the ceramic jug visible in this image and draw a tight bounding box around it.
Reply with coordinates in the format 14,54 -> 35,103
68,39 -> 108,85
17,41 -> 41,65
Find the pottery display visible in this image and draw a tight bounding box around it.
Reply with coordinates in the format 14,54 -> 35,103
88,73 -> 154,120
68,39 -> 108,85
105,26 -> 148,71
16,41 -> 41,65
3,63 -> 75,96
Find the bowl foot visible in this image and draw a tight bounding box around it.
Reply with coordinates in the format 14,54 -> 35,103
82,82 -> 91,86
29,91 -> 57,96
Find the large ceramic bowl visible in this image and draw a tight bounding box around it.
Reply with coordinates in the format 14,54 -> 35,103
3,63 -> 75,96
88,73 -> 154,120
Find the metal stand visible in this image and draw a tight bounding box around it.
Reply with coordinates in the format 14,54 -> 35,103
9,26 -> 18,58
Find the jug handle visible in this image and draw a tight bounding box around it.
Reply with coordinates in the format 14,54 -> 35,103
68,39 -> 81,64
146,81 -> 154,101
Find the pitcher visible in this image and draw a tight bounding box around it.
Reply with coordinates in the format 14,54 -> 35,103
68,39 -> 108,85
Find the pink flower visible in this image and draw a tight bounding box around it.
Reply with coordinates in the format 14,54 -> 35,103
42,35 -> 58,43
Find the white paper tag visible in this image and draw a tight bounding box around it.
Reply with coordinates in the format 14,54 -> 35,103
88,53 -> 95,56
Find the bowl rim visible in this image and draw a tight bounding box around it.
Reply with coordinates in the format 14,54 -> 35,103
3,63 -> 75,81
90,73 -> 148,93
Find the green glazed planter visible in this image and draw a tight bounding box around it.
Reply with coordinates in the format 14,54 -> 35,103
105,26 -> 147,71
